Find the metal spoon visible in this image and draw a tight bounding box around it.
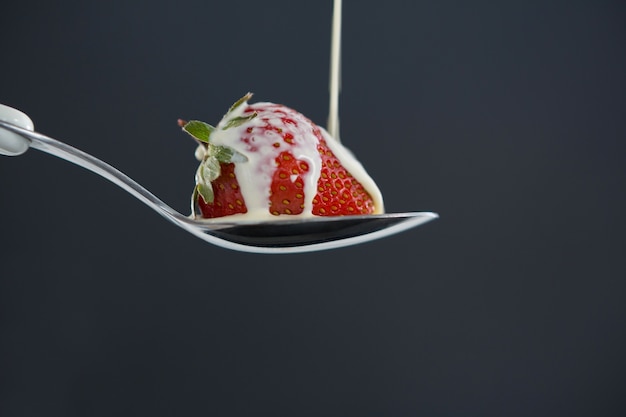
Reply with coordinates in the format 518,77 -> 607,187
0,112 -> 436,253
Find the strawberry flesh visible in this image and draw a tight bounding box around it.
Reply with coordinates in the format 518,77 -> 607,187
312,137 -> 376,216
270,151 -> 309,215
195,162 -> 248,218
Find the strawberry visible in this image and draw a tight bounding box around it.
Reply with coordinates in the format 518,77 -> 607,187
177,118 -> 249,218
180,93 -> 382,219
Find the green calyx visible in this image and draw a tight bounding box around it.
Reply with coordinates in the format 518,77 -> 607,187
180,93 -> 257,206
181,120 -> 214,143
193,151 -> 221,204
223,92 -> 258,130
222,112 -> 258,130
228,92 -> 253,114
180,119 -> 246,205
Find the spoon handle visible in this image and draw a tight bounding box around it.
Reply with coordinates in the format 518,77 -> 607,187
0,120 -> 185,223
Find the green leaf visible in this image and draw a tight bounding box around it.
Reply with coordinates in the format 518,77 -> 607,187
195,157 -> 219,204
222,112 -> 258,130
200,157 -> 221,182
182,120 -> 215,143
191,185 -> 199,216
209,145 -> 234,163
228,92 -> 253,114
196,183 -> 214,204
210,144 -> 248,164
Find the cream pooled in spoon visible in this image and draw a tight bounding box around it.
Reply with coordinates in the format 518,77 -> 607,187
179,94 -> 383,220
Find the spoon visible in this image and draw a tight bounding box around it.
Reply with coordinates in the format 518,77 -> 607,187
0,109 -> 436,253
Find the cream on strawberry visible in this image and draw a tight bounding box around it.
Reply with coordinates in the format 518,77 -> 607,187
180,94 -> 384,220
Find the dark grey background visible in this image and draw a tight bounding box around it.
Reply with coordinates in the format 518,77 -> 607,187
1,0 -> 625,416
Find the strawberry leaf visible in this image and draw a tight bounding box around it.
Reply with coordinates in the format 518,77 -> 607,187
222,112 -> 258,130
182,120 -> 214,143
206,143 -> 248,164
195,183 -> 214,205
200,157 -> 221,182
195,158 -> 220,204
228,92 -> 253,114
209,145 -> 234,164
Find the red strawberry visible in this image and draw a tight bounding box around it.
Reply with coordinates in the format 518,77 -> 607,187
180,93 -> 382,219
195,162 -> 247,218
269,150 -> 309,215
311,137 -> 376,216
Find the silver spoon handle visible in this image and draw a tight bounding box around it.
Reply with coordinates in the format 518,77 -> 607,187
0,120 -> 185,223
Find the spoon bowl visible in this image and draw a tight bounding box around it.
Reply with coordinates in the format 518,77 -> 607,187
178,212 -> 437,253
0,107 -> 437,254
